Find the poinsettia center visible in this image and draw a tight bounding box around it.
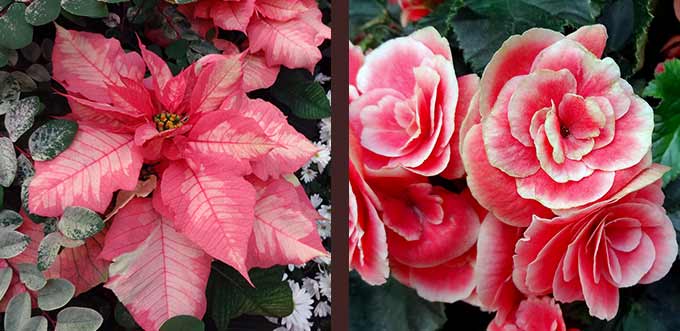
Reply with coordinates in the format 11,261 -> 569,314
153,112 -> 185,131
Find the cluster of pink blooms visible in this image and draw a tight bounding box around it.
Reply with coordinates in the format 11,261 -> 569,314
349,24 -> 677,330
1,1 -> 330,327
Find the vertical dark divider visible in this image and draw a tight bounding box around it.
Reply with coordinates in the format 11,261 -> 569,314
330,0 -> 350,330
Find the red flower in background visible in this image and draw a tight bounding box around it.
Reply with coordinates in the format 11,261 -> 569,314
389,0 -> 443,26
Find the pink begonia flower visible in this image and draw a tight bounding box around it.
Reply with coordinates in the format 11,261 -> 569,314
177,0 -> 330,73
349,131 -> 389,285
389,0 -> 443,26
28,27 -> 325,330
462,24 -> 656,227
487,296 -> 575,331
513,164 -> 677,320
373,172 -> 485,302
350,27 -> 475,178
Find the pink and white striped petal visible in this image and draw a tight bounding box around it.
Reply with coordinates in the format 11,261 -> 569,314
161,161 -> 255,281
28,125 -> 144,217
211,0 -> 255,32
190,55 -> 243,116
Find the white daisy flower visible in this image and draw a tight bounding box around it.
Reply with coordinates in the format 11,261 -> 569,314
311,143 -> 331,173
317,219 -> 330,239
281,281 -> 314,331
302,277 -> 321,300
314,301 -> 331,318
310,194 -> 323,209
313,255 -> 331,265
299,167 -> 318,183
316,271 -> 331,302
318,205 -> 331,221
314,72 -> 331,84
318,118 -> 331,144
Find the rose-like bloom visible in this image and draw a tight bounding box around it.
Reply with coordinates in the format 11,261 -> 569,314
351,27 -> 475,178
488,296 -> 574,331
513,164 -> 677,320
349,132 -> 389,285
389,0 -> 443,26
462,24 -> 656,227
377,177 -> 484,302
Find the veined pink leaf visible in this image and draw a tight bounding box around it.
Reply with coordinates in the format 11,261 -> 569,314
247,9 -> 329,72
0,273 -> 28,311
190,55 -> 243,116
255,0 -> 313,21
184,111 -> 277,167
240,99 -> 318,180
104,198 -> 211,331
53,26 -> 145,103
243,52 -> 280,92
211,0 -> 255,32
160,161 -> 255,281
106,78 -> 156,118
104,176 -> 158,222
100,198 -> 159,259
11,213 -> 109,295
64,95 -> 144,134
246,177 -> 326,268
138,40 -> 173,95
28,125 -> 144,217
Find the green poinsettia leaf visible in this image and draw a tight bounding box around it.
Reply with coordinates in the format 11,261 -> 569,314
55,307 -> 103,331
5,292 -> 31,331
17,263 -> 46,291
451,0 -> 593,72
0,267 -> 12,302
272,69 -> 330,120
6,96 -> 41,142
208,264 -> 293,331
57,206 -> 104,240
643,59 -> 680,185
159,315 -> 204,331
0,3 -> 33,50
37,278 -> 75,311
350,273 -> 447,331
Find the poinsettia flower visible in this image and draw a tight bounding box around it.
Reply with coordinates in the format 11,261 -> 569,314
462,24 -> 655,227
28,27 -> 325,329
177,0 -> 330,73
513,164 -> 676,320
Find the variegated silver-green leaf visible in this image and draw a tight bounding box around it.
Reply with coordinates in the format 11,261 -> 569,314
17,263 -> 46,291
20,177 -> 54,225
18,316 -> 47,331
15,154 -> 34,185
25,64 -> 50,83
37,231 -> 62,271
0,210 -> 22,230
0,75 -> 20,115
0,230 -> 30,258
0,137 -> 16,187
6,96 -> 40,142
58,206 -> 103,240
37,278 -> 75,311
29,120 -> 78,161
4,292 -> 30,331
55,307 -> 103,331
0,267 -> 13,302
59,236 -> 84,248
10,72 -> 36,93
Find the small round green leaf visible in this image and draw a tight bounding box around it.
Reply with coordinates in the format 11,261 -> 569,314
61,0 -> 108,18
25,0 -> 61,26
19,316 -> 47,331
4,292 -> 30,331
58,206 -> 104,240
20,43 -> 40,63
6,96 -> 41,142
56,307 -> 103,331
17,263 -> 46,291
0,3 -> 33,50
160,315 -> 205,331
29,120 -> 78,161
0,230 -> 30,258
0,137 -> 17,187
26,64 -> 50,82
0,267 -> 13,301
0,75 -> 21,115
37,278 -> 75,311
37,232 -> 62,271
0,210 -> 23,231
